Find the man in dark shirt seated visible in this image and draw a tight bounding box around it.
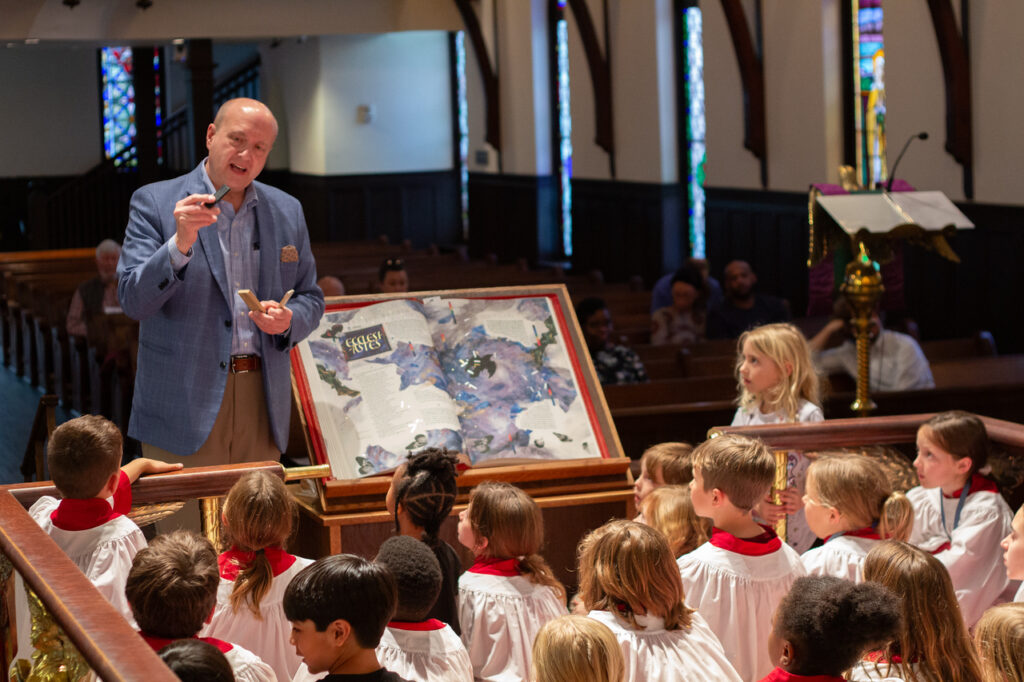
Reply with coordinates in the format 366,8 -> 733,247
706,260 -> 790,339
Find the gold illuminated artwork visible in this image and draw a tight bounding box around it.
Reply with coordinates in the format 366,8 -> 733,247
10,588 -> 89,682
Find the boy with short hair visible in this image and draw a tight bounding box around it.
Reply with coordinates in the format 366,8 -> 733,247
126,530 -> 276,682
374,536 -> 472,681
633,441 -> 693,511
28,414 -> 181,621
678,433 -> 805,682
285,554 -> 410,682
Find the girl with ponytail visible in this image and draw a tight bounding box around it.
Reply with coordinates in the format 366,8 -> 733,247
385,447 -> 463,633
457,481 -> 566,681
203,470 -> 312,682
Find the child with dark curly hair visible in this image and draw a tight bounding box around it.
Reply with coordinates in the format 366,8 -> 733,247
762,576 -> 901,682
385,447 -> 463,634
374,535 -> 472,681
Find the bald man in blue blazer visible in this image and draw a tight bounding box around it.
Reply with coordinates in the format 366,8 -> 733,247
118,98 -> 324,464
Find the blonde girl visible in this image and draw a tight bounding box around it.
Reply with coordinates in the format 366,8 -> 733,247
974,602 -> 1024,682
531,615 -> 625,682
849,540 -> 983,682
733,322 -> 824,553
638,486 -> 709,558
202,470 -> 313,682
576,520 -> 740,682
456,481 -> 565,681
800,454 -> 913,580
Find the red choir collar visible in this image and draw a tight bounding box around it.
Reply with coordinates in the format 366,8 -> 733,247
709,525 -> 781,556
219,546 -> 296,580
864,650 -> 915,664
759,668 -> 845,682
942,473 -> 999,498
824,526 -> 881,543
468,557 -> 521,576
51,471 -> 131,531
388,619 -> 445,631
139,632 -> 233,654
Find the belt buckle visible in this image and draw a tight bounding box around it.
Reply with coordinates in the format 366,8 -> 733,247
231,354 -> 254,374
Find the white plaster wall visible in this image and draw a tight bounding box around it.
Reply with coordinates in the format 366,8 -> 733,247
566,0 -> 608,180
701,0 -> 762,189
262,37 -> 326,174
0,45 -> 101,176
762,0 -> 841,190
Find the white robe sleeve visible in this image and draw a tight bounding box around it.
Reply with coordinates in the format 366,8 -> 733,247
458,573 -> 565,681
376,626 -> 473,682
225,644 -> 279,682
799,536 -> 876,582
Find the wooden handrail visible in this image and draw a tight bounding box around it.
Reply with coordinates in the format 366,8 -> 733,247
0,492 -> 177,681
3,461 -> 285,510
714,413 -> 1024,451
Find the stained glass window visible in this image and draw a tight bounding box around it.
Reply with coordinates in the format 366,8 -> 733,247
455,32 -> 469,240
555,0 -> 573,257
854,0 -> 886,188
683,7 -> 706,259
101,47 -> 137,167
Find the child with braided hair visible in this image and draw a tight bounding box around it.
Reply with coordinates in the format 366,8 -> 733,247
385,447 -> 463,634
203,470 -> 313,681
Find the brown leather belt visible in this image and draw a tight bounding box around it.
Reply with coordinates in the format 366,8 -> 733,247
230,354 -> 261,373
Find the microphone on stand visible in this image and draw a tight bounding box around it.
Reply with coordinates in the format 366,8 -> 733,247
886,131 -> 928,192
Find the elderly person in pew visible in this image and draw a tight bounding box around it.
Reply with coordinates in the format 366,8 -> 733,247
577,297 -> 648,386
66,239 -> 122,340
808,297 -> 934,392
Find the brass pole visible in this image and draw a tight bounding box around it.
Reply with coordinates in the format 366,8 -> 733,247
840,242 -> 884,417
772,450 -> 788,541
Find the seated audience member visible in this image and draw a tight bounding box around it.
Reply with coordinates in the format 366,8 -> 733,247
973,602 -> 1024,682
650,258 -> 723,313
576,297 -> 648,385
808,298 -> 934,392
532,615 -> 625,682
762,576 -> 901,682
906,411 -> 1013,626
28,415 -> 180,622
706,260 -> 790,339
677,434 -> 806,681
851,540 -> 983,682
317,275 -> 346,298
285,554 -> 409,682
374,536 -> 472,681
578,519 -> 741,681
650,263 -> 708,346
158,639 -> 235,682
379,258 -> 409,293
66,238 -> 121,339
126,530 -> 277,682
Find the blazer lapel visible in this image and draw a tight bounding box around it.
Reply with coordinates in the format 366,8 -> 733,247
254,192 -> 280,300
199,218 -> 232,310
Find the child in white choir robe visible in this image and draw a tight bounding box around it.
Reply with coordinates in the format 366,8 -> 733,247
760,576 -> 900,682
374,535 -> 472,682
202,471 -> 314,682
848,540 -> 984,682
633,441 -> 694,512
638,485 -> 710,559
1001,504 -> 1024,602
285,554 -> 410,682
577,519 -> 740,682
158,638 -> 235,682
385,447 -> 464,634
531,615 -> 624,682
800,455 -> 913,581
677,433 -> 806,682
126,530 -> 277,682
731,323 -> 824,553
906,411 -> 1014,626
27,414 -> 181,621
973,602 -> 1024,682
456,481 -> 566,681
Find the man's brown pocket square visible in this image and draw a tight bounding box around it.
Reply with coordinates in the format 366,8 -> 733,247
280,245 -> 299,263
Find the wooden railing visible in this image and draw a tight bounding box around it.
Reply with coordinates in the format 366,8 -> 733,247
0,460 -> 326,679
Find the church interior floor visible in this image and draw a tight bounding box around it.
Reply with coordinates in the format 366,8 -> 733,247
0,364 -> 75,485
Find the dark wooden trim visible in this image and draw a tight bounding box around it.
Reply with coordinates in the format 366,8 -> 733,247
0,492 -> 178,681
925,0 -> 974,198
132,45 -> 160,185
840,0 -> 857,169
453,0 -> 501,152
720,0 -> 767,185
186,38 -> 215,168
567,0 -> 615,166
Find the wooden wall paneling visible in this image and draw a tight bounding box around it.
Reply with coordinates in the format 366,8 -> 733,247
466,172 -> 558,263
